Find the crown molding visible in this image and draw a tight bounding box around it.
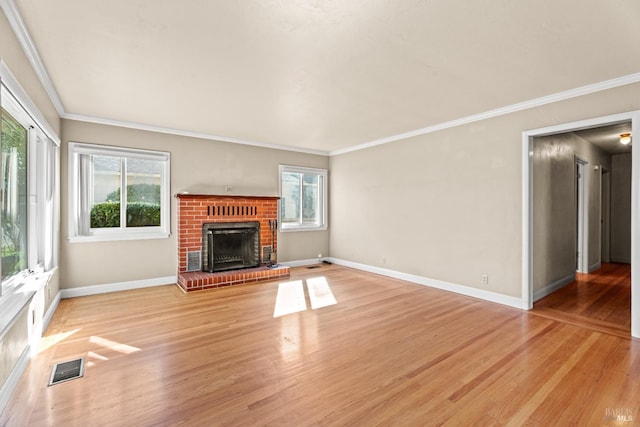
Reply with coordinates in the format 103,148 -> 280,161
330,72 -> 640,156
61,112 -> 330,156
0,0 -> 65,115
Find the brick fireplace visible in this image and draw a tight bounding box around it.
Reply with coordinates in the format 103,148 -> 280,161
176,194 -> 290,292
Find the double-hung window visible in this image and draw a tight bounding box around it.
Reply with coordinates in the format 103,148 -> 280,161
1,75 -> 59,298
68,143 -> 170,242
279,165 -> 327,231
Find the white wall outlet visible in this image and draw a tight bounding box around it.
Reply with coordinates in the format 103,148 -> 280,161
481,274 -> 489,284
317,253 -> 322,258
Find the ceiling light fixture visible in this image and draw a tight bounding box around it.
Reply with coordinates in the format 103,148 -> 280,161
620,132 -> 632,145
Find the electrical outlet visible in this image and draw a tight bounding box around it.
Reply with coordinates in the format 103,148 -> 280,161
481,275 -> 489,284
317,253 -> 322,258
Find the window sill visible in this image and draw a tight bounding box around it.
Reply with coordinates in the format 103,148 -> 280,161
0,271 -> 51,339
280,226 -> 328,233
68,232 -> 170,243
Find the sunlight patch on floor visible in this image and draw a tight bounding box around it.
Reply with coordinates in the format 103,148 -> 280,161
273,276 -> 338,318
86,350 -> 109,367
306,276 -> 337,310
37,328 -> 81,354
89,336 -> 141,354
273,280 -> 307,318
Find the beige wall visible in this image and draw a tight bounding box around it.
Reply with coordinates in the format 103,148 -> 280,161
1,10 -> 61,404
532,133 -> 611,293
330,82 -> 640,298
0,13 -> 60,136
611,153 -> 632,263
60,119 -> 330,288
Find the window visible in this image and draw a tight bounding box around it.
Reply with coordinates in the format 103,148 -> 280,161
1,81 -> 59,297
279,165 -> 327,231
68,143 -> 170,242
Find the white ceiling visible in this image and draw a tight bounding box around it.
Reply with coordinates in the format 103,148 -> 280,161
573,122 -> 633,155
10,0 -> 640,154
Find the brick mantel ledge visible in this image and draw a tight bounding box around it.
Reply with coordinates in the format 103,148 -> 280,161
176,193 -> 280,200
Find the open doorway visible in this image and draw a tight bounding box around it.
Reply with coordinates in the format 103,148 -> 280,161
522,111 -> 640,338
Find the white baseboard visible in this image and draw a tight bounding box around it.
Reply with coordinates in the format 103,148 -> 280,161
533,273 -> 575,302
279,258 -> 323,268
60,276 -> 177,299
0,345 -> 30,417
327,258 -> 522,309
588,262 -> 601,273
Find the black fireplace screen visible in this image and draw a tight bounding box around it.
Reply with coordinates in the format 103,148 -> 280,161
202,222 -> 260,272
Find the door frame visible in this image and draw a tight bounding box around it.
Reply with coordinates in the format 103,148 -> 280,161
600,167 -> 611,263
575,157 -> 589,274
522,110 -> 640,338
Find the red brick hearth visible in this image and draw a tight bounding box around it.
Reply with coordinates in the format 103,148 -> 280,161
176,193 -> 290,292
178,265 -> 290,291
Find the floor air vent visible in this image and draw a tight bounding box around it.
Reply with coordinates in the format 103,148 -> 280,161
49,358 -> 85,386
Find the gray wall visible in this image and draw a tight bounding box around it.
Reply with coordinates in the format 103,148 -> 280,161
60,119 -> 330,289
330,82 -> 640,298
532,133 -> 611,293
0,9 -> 61,404
611,153 -> 632,263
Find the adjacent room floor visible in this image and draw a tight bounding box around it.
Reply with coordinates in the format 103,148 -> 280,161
2,264 -> 638,425
533,263 -> 631,338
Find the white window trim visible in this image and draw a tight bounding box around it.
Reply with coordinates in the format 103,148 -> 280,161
0,63 -> 59,321
68,142 -> 171,242
1,86 -> 55,294
278,165 -> 328,232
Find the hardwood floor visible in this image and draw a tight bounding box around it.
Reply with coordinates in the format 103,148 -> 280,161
532,263 -> 631,338
2,264 -> 639,426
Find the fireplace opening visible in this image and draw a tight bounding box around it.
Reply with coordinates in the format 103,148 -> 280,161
202,222 -> 260,273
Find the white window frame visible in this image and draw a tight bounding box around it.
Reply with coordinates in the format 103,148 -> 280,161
0,63 -> 59,302
278,165 -> 328,232
68,142 -> 170,242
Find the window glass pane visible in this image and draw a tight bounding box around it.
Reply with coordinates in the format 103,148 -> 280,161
281,172 -> 301,224
91,155 -> 121,228
1,109 -> 28,280
302,173 -> 319,224
126,158 -> 161,227
70,142 -> 170,240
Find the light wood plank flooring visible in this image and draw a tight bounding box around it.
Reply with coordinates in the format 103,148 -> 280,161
2,264 -> 639,426
533,263 -> 631,338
